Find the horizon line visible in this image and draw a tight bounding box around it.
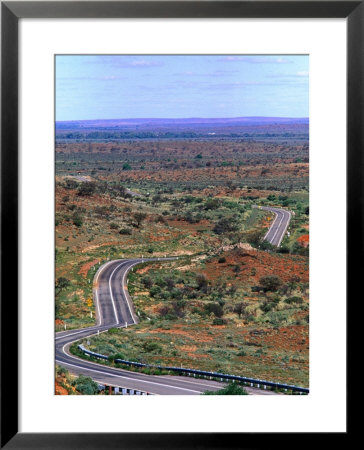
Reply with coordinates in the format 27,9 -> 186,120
56,116 -> 309,123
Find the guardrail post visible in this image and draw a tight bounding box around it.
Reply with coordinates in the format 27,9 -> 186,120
76,340 -> 308,394
114,387 -> 119,394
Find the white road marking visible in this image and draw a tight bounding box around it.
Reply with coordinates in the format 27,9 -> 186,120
94,259 -> 123,326
55,257 -> 233,395
269,210 -> 285,244
56,358 -> 202,394
108,261 -> 129,324
160,376 -> 226,389
260,206 -> 291,247
121,262 -> 139,324
56,259 -> 124,340
56,327 -> 100,340
94,288 -> 102,327
55,324 -> 121,341
263,210 -> 279,240
276,210 -> 292,247
59,334 -> 222,393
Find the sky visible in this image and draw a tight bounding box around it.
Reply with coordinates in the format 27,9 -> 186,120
56,55 -> 309,121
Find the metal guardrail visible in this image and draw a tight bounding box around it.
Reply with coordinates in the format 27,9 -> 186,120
97,383 -> 151,395
78,344 -> 309,394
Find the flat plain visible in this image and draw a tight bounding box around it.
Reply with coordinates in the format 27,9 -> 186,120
55,118 -> 309,388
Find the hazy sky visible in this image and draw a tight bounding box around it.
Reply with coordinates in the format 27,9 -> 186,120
56,55 -> 309,121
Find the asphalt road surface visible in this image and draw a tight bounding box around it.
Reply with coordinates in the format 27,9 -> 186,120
258,206 -> 292,247
55,258 -> 278,395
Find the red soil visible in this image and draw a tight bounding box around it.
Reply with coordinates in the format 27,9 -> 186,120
297,235 -> 309,248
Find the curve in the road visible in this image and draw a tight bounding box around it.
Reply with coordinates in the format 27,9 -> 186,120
56,257 -> 284,395
56,258 -> 228,395
258,206 -> 291,247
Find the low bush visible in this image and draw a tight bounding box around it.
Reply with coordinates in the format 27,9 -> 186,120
72,375 -> 99,395
285,296 -> 303,305
119,228 -> 132,235
202,382 -> 248,395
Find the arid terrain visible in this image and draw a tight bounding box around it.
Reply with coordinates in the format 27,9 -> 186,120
55,118 -> 309,388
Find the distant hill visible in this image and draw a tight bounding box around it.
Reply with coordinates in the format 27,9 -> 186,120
56,117 -> 308,141
56,117 -> 308,130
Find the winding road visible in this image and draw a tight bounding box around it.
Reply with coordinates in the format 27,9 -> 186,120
56,258 -> 279,395
56,258 -> 229,395
257,206 -> 292,247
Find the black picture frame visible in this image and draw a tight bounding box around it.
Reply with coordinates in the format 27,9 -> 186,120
1,1 -> 355,448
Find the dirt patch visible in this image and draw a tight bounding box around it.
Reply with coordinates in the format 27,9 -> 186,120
149,325 -> 215,343
55,380 -> 69,395
78,259 -> 99,278
204,247 -> 308,284
136,266 -> 152,275
81,242 -> 119,253
178,345 -> 197,353
297,234 -> 309,248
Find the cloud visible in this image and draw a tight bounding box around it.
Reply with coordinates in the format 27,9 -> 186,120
57,75 -> 126,82
219,56 -> 292,64
123,60 -> 163,68
201,80 -> 280,90
266,71 -> 309,81
83,56 -> 164,69
172,69 -> 238,77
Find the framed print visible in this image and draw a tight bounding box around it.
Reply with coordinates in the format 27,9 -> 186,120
1,1 -> 356,447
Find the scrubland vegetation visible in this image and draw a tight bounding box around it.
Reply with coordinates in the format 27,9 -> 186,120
55,365 -> 100,395
56,120 -> 309,387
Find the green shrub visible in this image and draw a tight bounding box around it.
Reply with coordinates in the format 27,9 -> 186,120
143,341 -> 162,353
212,318 -> 224,325
119,228 -> 132,235
285,296 -> 303,305
56,277 -> 70,292
150,286 -> 161,297
64,178 -> 78,190
73,375 -> 99,395
213,217 -> 239,235
260,301 -> 275,313
142,276 -> 153,289
77,182 -> 96,197
108,328 -> 119,334
259,275 -> 283,292
72,213 -> 83,228
56,365 -> 69,377
205,302 -> 224,318
203,382 -> 248,395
